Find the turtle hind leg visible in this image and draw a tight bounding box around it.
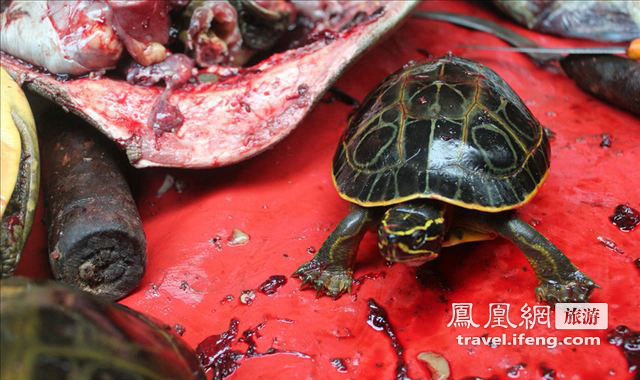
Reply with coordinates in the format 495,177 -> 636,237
482,212 -> 598,304
293,206 -> 378,299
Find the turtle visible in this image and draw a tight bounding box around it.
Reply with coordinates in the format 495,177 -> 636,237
293,55 -> 597,304
0,276 -> 206,380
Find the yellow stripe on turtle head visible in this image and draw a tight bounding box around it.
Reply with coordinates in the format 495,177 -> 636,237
381,211 -> 445,236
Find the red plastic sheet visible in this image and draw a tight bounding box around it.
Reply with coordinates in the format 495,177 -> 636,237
17,1 -> 640,379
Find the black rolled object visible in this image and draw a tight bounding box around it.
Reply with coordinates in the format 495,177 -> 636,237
413,12 -> 640,117
40,111 -> 146,300
560,54 -> 640,116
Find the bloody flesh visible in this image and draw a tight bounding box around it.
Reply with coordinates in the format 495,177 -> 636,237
0,1 -> 420,168
40,111 -> 146,301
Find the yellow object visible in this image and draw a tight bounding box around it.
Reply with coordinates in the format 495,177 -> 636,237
0,67 -> 39,277
0,68 -> 32,217
627,38 -> 640,60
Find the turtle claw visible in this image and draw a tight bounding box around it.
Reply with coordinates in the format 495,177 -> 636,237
535,272 -> 598,304
293,260 -> 353,299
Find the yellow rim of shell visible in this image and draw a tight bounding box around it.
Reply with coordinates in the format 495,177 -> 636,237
332,168 -> 550,213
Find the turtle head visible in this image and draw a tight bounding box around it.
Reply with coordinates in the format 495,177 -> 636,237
378,201 -> 446,266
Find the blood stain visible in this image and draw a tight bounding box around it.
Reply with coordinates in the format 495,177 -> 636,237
258,275 -> 287,295
196,319 -> 243,380
610,204 -> 640,232
367,298 -> 411,380
196,319 -> 311,380
608,325 -> 639,376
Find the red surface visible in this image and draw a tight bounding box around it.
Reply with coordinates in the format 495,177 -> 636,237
17,1 -> 640,379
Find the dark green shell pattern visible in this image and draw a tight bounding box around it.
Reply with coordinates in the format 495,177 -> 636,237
333,56 -> 550,210
0,277 -> 206,380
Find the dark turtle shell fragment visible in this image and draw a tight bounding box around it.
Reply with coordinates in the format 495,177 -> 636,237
0,276 -> 206,380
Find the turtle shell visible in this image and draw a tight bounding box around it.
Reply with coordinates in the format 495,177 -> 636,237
0,277 -> 206,380
332,55 -> 550,211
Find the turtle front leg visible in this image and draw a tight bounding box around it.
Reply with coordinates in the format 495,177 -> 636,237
293,206 -> 378,298
482,212 -> 598,304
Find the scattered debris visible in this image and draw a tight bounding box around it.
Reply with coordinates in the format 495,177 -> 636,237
610,204 -> 640,231
600,133 -> 612,148
174,324 -> 186,336
210,235 -> 223,251
220,294 -> 234,304
307,246 -> 316,254
330,358 -> 349,373
540,364 -> 557,380
240,290 -> 256,305
228,229 -> 250,246
417,351 -> 450,380
597,236 -> 624,254
608,325 -> 640,375
506,362 -> 527,378
156,174 -> 175,197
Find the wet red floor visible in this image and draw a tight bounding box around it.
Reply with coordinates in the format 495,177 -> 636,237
16,1 -> 640,379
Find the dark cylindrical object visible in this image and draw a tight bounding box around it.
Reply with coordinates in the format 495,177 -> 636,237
40,111 -> 146,300
560,54 -> 640,116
